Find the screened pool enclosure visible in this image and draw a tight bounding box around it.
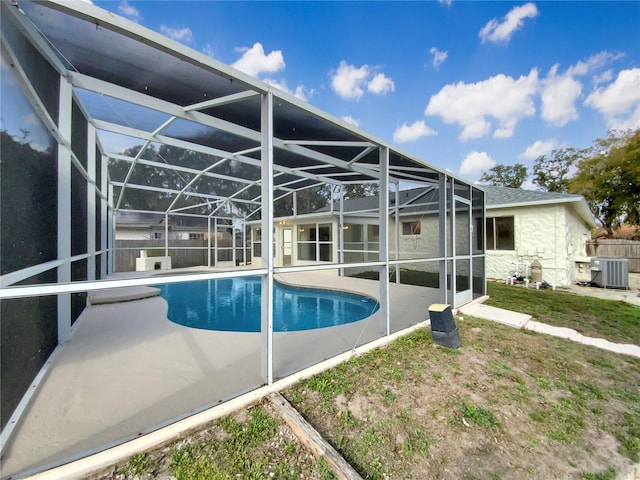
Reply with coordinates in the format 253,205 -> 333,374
0,0 -> 485,476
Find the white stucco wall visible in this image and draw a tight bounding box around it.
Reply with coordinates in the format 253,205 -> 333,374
388,214 -> 440,261
485,204 -> 591,287
115,227 -> 150,240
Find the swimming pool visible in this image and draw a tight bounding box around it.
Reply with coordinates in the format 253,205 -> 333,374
158,276 -> 380,332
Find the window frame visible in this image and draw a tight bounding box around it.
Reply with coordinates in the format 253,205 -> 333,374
401,220 -> 421,236
485,216 -> 515,251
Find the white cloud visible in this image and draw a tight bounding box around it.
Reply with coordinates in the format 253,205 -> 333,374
425,69 -> 538,140
118,0 -> 140,22
393,120 -> 437,143
519,139 -> 556,159
540,64 -> 582,126
439,0 -> 453,6
232,43 -> 285,77
460,151 -> 495,176
202,43 -> 215,58
521,179 -> 537,191
566,51 -> 624,77
159,25 -> 193,44
367,73 -> 395,95
262,78 -> 314,102
479,3 -> 538,44
341,116 -> 360,127
331,61 -> 371,100
429,47 -> 448,68
331,61 -> 394,100
594,69 -> 613,85
539,52 -> 624,127
585,68 -> 640,130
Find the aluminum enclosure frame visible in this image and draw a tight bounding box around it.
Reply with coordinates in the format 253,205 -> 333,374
0,0 -> 486,472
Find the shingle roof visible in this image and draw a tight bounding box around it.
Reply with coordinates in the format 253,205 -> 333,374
482,185 -> 583,206
313,185 -> 596,227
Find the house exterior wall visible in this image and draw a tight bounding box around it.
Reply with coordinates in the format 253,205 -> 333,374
565,205 -> 593,283
388,214 -> 440,262
115,227 -> 152,240
485,204 -> 591,287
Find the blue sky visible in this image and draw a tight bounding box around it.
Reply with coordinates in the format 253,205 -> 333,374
92,0 -> 640,186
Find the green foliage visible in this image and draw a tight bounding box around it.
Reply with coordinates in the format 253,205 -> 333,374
121,452 -> 152,477
533,147 -> 587,193
570,129 -> 640,233
456,402 -> 500,428
479,163 -> 528,188
581,466 -> 616,480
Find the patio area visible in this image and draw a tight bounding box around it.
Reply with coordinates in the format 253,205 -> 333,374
0,272 -> 438,478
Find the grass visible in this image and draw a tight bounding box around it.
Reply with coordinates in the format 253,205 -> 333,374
101,404 -> 335,480
285,314 -> 640,479
95,281 -> 640,480
485,281 -> 640,344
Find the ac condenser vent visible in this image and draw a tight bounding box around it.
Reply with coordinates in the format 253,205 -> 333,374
590,258 -> 629,289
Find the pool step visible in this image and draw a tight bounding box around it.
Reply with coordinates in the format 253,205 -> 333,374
87,286 -> 161,305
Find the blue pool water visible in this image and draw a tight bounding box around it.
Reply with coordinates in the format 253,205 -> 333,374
158,276 -> 379,332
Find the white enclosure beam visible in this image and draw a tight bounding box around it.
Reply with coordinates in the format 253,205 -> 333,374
110,182 -> 258,206
282,140 -> 375,148
438,174 -> 448,304
394,183 -> 400,283
261,91 -> 275,385
184,90 -> 259,112
378,147 -> 390,335
100,155 -> 108,278
57,77 -> 73,344
87,123 -> 97,281
109,154 -> 261,189
96,120 -> 340,187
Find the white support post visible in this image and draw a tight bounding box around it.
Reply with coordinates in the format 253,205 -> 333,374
293,191 -> 297,218
100,155 -> 108,277
87,124 -> 96,281
438,174 -> 448,304
242,219 -> 247,266
214,217 -> 218,266
108,184 -> 115,274
207,217 -> 212,267
261,91 -> 275,385
378,147 -> 390,335
338,185 -> 344,276
164,213 -> 169,257
232,221 -> 237,266
57,77 -> 72,344
394,182 -> 400,284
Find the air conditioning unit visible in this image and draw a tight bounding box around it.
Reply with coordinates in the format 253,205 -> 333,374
590,258 -> 629,289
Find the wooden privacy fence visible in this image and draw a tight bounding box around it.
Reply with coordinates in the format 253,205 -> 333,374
115,240 -> 250,272
586,240 -> 640,273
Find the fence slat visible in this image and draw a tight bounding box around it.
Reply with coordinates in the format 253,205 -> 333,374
586,240 -> 640,273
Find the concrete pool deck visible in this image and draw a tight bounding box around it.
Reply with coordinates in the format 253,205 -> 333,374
0,271 -> 439,479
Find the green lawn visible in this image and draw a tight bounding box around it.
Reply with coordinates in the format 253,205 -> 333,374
485,282 -> 640,345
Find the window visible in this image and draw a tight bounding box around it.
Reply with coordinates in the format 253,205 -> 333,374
402,221 -> 421,235
188,233 -> 204,240
152,232 -> 162,240
297,223 -> 332,262
253,228 -> 262,257
485,217 -> 514,250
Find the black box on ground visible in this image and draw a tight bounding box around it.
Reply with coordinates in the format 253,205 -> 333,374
428,303 -> 461,349
431,328 -> 461,349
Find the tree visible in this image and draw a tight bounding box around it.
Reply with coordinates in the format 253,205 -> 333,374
570,129 -> 640,237
532,147 -> 587,192
479,163 -> 528,188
